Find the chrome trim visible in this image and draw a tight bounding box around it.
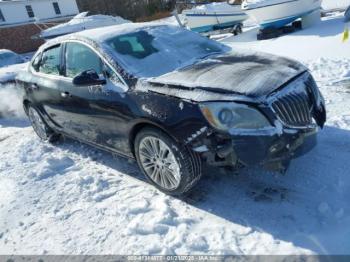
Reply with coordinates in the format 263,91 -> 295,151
267,73 -> 318,130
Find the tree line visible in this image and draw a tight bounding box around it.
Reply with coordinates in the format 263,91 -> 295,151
75,0 -> 241,21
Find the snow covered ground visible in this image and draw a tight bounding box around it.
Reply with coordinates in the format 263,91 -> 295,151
222,13 -> 350,61
1,12 -> 350,255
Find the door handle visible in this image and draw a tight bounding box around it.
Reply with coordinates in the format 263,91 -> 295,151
61,92 -> 71,98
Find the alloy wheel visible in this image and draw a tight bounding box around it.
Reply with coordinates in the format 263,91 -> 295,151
28,107 -> 47,140
139,136 -> 181,190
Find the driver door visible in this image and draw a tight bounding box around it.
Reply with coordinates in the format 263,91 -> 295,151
58,41 -> 131,152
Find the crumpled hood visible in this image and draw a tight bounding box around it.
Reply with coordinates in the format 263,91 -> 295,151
148,51 -> 308,98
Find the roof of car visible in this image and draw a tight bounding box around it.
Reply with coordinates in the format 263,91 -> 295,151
77,22 -> 162,41
44,22 -> 172,48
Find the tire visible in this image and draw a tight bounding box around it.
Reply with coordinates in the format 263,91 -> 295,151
232,24 -> 243,35
27,105 -> 60,143
236,24 -> 243,35
134,127 -> 202,196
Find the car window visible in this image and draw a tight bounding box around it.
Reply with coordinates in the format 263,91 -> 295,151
65,42 -> 103,78
38,45 -> 61,75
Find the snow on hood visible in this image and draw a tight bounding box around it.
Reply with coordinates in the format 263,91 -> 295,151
40,12 -> 131,39
147,50 -> 308,99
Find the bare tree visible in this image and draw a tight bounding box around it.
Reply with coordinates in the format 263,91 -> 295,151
75,0 -> 177,21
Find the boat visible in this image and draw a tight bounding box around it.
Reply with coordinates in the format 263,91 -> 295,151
241,0 -> 321,29
346,5 -> 350,22
322,0 -> 350,12
182,1 -> 248,33
38,12 -> 130,40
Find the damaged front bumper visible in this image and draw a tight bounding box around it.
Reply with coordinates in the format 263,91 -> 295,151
192,125 -> 319,172
190,72 -> 326,172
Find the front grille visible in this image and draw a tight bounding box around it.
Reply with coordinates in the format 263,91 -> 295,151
272,91 -> 313,127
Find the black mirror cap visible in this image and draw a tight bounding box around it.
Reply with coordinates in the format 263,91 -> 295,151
73,69 -> 107,86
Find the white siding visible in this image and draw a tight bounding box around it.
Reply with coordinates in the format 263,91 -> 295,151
0,0 -> 79,26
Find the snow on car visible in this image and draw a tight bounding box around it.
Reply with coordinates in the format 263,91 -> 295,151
16,23 -> 326,196
0,11 -> 350,256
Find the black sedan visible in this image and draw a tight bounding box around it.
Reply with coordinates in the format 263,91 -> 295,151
17,24 -> 326,196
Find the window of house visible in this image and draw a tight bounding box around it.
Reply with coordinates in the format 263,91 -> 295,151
0,8 -> 5,22
39,45 -> 61,75
53,2 -> 61,15
25,5 -> 35,18
65,42 -> 103,78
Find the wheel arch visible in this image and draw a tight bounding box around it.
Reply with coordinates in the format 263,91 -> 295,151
128,120 -> 180,157
130,120 -> 203,196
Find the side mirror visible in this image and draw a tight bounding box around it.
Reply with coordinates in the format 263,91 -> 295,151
72,69 -> 107,86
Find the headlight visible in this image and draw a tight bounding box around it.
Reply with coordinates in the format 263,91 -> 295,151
200,102 -> 271,131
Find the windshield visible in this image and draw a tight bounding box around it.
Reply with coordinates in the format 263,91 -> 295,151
105,26 -> 231,78
0,51 -> 24,68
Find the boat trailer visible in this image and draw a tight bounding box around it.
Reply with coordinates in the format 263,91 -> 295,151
257,20 -> 303,40
173,0 -> 245,36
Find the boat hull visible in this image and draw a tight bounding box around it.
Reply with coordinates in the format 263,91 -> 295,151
242,0 -> 321,29
183,5 -> 247,33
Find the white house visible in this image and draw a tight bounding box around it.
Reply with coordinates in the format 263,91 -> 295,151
0,0 -> 79,26
0,0 -> 79,53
